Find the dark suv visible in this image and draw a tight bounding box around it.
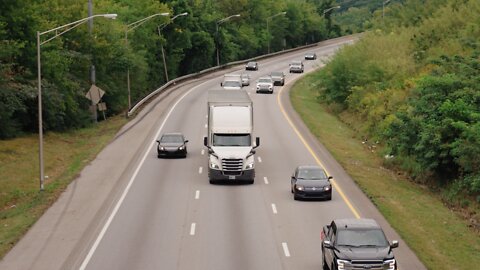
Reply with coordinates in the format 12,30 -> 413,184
321,219 -> 399,270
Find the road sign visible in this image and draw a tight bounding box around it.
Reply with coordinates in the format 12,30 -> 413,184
85,85 -> 105,105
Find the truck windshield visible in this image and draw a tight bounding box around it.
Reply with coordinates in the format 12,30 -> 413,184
336,229 -> 389,247
213,134 -> 251,146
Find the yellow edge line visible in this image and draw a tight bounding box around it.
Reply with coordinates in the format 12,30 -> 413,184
277,78 -> 361,219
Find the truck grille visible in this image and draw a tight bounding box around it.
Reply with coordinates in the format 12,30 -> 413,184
349,260 -> 384,270
222,159 -> 243,175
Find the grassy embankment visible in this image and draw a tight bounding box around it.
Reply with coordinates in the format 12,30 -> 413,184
290,73 -> 480,270
0,116 -> 128,258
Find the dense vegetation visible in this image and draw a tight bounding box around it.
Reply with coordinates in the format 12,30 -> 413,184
316,0 -> 480,201
0,0 -> 345,139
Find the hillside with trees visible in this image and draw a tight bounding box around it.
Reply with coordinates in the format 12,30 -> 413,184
314,0 -> 480,209
0,0 -> 346,139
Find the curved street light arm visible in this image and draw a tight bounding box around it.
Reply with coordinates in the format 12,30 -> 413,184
127,12 -> 170,33
40,14 -> 117,45
217,14 -> 241,25
323,6 -> 341,15
267,11 -> 287,21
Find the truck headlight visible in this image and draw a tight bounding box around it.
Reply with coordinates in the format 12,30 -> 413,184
336,259 -> 349,270
210,162 -> 219,169
159,146 -> 165,151
245,162 -> 254,169
384,259 -> 396,270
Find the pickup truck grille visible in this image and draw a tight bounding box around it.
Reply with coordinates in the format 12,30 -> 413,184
222,159 -> 243,175
349,260 -> 384,270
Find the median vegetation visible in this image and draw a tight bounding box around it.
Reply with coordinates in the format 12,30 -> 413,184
290,0 -> 479,269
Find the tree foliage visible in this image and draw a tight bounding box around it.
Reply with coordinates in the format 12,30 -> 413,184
0,0 -> 338,139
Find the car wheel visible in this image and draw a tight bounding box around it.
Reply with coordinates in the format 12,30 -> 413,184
293,192 -> 299,201
291,185 -> 293,193
282,82 -> 284,86
247,179 -> 254,184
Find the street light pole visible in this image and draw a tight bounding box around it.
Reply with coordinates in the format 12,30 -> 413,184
36,13 -> 117,191
157,12 -> 188,83
216,14 -> 241,66
383,0 -> 391,19
323,5 -> 341,17
125,12 -> 169,110
266,11 -> 286,54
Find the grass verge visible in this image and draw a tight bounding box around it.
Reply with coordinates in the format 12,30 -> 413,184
0,115 -> 128,259
290,72 -> 480,270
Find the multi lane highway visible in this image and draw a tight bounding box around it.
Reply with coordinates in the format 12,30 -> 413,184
0,36 -> 426,270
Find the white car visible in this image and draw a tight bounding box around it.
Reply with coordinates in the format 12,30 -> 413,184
241,73 -> 250,86
256,76 -> 274,94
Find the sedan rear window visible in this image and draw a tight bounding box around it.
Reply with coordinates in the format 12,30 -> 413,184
297,168 -> 327,179
161,135 -> 183,143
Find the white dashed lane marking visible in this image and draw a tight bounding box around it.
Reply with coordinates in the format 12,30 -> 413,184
195,190 -> 200,200
271,203 -> 278,214
198,167 -> 203,174
257,156 -> 262,163
264,177 -> 269,184
201,149 -> 205,155
282,242 -> 290,257
190,223 -> 196,236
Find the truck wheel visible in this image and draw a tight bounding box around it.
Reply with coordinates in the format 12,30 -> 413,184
322,254 -> 329,270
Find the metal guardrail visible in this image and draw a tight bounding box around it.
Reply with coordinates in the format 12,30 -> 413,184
127,35 -> 356,117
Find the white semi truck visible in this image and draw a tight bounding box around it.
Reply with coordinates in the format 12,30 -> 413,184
204,90 -> 260,184
220,74 -> 243,90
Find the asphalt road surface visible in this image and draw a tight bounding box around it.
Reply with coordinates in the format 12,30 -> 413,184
0,36 -> 426,270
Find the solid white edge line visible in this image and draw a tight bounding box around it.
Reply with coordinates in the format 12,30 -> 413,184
271,203 -> 277,214
199,167 -> 203,174
264,177 -> 269,184
190,223 -> 196,236
195,190 -> 200,200
79,79 -> 212,270
282,242 -> 291,257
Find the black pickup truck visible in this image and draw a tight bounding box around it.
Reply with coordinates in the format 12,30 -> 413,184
321,219 -> 399,270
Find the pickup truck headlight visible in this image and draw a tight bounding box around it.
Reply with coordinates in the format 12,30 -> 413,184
210,162 -> 219,169
245,162 -> 254,169
336,259 -> 349,270
384,259 -> 396,270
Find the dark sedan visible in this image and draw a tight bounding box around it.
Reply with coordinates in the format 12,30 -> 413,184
270,71 -> 285,86
245,61 -> 258,71
291,165 -> 332,200
156,133 -> 188,158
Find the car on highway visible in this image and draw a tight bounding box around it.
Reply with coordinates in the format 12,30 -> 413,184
245,61 -> 258,71
289,60 -> 304,73
270,71 -> 285,86
241,73 -> 250,86
256,76 -> 274,94
305,52 -> 317,60
321,218 -> 399,270
291,165 -> 332,200
156,133 -> 189,158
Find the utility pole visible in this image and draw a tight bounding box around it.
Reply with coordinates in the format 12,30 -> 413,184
88,0 -> 97,122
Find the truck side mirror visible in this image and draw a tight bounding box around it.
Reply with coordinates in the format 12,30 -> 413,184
328,176 -> 333,180
254,137 -> 260,148
156,140 -> 160,144
390,240 -> 399,249
203,137 -> 208,147
323,240 -> 333,249
220,82 -> 223,86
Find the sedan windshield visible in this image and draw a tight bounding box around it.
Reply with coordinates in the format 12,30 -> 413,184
297,168 -> 327,179
213,134 -> 251,146
161,135 -> 183,143
336,229 -> 389,247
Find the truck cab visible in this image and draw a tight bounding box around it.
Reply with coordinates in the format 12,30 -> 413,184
204,90 -> 259,184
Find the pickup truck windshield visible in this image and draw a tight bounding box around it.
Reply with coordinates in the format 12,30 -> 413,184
336,229 -> 389,247
213,134 -> 251,146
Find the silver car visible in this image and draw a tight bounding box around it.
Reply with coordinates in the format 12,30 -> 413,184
270,71 -> 285,86
256,76 -> 274,94
241,73 -> 250,86
289,60 -> 304,73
